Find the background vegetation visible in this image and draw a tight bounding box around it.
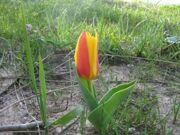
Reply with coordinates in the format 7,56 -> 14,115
0,0 -> 179,134
0,0 -> 179,61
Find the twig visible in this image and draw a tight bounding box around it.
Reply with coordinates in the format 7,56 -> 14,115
20,87 -> 41,135
14,84 -> 23,107
0,85 -> 77,113
4,130 -> 44,133
0,83 -> 30,96
0,121 -> 43,132
103,53 -> 180,65
0,118 -> 79,132
108,80 -> 169,85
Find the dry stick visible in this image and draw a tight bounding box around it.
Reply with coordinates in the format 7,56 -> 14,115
0,70 -> 73,96
20,88 -> 41,135
0,83 -> 30,97
47,50 -> 74,74
108,80 -> 169,85
0,94 -> 37,114
5,130 -> 45,133
0,121 -> 43,132
14,84 -> 22,107
0,86 -> 78,132
0,118 -> 79,132
0,77 -> 73,98
1,78 -> 177,114
103,54 -> 180,65
0,77 -> 18,95
0,85 -> 77,114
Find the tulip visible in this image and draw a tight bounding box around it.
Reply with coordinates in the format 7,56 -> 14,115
74,32 -> 99,80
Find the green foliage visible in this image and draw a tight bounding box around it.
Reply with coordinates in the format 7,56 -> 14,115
0,0 -> 179,134
21,6 -> 37,93
172,96 -> 180,124
38,54 -> 48,127
39,54 -> 83,132
88,81 -> 135,131
47,105 -> 83,128
0,0 -> 179,61
77,74 -> 135,133
99,81 -> 135,104
77,77 -> 98,111
111,87 -> 165,134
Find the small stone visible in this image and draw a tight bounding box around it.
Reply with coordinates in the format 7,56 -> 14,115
128,127 -> 136,133
85,120 -> 92,128
127,64 -> 134,68
26,24 -> 32,31
55,127 -> 62,133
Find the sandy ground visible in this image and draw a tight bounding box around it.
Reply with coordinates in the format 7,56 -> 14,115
0,53 -> 179,135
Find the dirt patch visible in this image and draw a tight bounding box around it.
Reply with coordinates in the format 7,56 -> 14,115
0,53 -> 179,135
0,68 -> 17,95
102,62 -> 179,135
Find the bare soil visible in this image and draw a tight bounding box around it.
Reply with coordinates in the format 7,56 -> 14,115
0,53 -> 179,135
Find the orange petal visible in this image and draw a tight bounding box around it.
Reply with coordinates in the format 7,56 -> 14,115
76,32 -> 90,78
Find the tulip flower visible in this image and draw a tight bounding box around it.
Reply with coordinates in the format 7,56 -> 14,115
74,32 -> 99,80
74,33 -> 135,134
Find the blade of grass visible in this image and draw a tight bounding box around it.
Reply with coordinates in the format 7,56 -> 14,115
38,54 -> 48,129
47,105 -> 83,128
21,5 -> 37,93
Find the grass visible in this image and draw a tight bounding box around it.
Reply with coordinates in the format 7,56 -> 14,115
20,5 -> 37,92
0,0 -> 179,134
0,0 -> 179,60
111,91 -> 160,134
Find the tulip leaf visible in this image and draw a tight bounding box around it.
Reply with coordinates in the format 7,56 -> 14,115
77,76 -> 98,111
47,105 -> 83,128
38,54 -> 48,126
99,81 -> 136,104
88,82 -> 135,130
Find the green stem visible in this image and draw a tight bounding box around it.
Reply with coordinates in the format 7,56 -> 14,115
87,80 -> 96,98
80,107 -> 87,135
173,103 -> 180,124
99,127 -> 107,135
45,128 -> 48,135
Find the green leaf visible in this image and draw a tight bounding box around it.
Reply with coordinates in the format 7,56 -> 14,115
21,6 -> 37,93
47,105 -> 83,128
39,55 -> 48,126
77,76 -> 98,111
99,81 -> 135,104
88,81 -> 135,130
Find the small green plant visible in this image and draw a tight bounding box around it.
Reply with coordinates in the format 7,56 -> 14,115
38,54 -> 83,134
21,5 -> 37,93
172,96 -> 180,124
77,77 -> 135,134
38,54 -> 48,133
21,4 -> 83,133
74,31 -> 136,134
